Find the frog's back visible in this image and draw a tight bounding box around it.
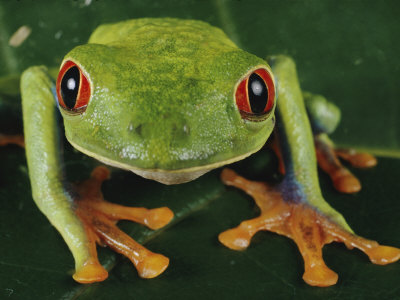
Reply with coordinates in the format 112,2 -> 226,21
89,18 -> 236,51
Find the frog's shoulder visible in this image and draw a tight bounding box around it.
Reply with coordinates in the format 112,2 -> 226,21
88,18 -> 236,48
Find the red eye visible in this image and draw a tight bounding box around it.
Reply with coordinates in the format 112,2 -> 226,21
56,60 -> 91,113
235,68 -> 275,119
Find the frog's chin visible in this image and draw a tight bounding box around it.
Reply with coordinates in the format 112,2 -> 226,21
68,139 -> 261,185
101,161 -> 212,185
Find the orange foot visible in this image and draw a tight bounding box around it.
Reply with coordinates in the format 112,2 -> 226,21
219,168 -> 400,287
72,166 -> 174,283
315,135 -> 377,194
0,133 -> 24,147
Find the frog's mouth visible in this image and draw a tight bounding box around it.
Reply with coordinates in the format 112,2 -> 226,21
68,139 -> 262,185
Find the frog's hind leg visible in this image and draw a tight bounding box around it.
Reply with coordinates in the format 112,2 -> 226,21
303,92 -> 377,193
219,168 -> 400,287
0,133 -> 24,147
268,128 -> 376,194
73,166 -> 173,282
315,133 -> 376,193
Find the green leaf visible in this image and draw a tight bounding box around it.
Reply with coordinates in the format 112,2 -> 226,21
1,1 -> 399,299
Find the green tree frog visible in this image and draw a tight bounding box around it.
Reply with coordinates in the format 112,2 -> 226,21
7,18 -> 399,287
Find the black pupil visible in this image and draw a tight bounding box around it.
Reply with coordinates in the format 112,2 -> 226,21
60,66 -> 80,109
248,73 -> 268,114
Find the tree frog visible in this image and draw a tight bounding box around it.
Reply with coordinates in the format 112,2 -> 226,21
8,18 -> 399,287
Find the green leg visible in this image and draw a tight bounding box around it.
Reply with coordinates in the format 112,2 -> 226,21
21,66 -> 106,282
21,67 -> 174,283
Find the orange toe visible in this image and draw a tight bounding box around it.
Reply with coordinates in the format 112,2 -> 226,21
333,172 -> 361,194
365,245 -> 400,265
336,150 -> 377,168
73,259 -> 108,284
218,228 -> 251,251
144,207 -> 174,230
136,253 -> 170,279
303,264 -> 338,287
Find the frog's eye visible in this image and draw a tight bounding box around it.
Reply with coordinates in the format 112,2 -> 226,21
235,68 -> 275,119
56,60 -> 91,113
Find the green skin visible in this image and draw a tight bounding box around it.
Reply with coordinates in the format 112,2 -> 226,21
20,18 -> 346,276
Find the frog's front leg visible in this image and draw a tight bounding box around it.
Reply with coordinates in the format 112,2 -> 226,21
303,92 -> 377,193
219,55 -> 400,287
21,66 -> 173,283
220,169 -> 399,286
74,166 -> 172,281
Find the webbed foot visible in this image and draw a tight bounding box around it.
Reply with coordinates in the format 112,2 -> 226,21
219,168 -> 400,287
72,166 -> 174,283
315,134 -> 377,193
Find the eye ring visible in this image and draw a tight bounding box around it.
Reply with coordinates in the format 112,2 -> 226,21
56,60 -> 91,114
235,67 -> 276,120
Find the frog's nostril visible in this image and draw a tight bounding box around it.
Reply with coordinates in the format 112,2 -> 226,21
183,124 -> 190,135
128,122 -> 143,137
127,118 -> 190,140
171,122 -> 190,139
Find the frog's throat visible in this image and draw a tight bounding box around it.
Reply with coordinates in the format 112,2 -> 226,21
68,139 -> 263,185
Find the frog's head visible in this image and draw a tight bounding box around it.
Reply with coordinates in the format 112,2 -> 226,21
56,22 -> 276,184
